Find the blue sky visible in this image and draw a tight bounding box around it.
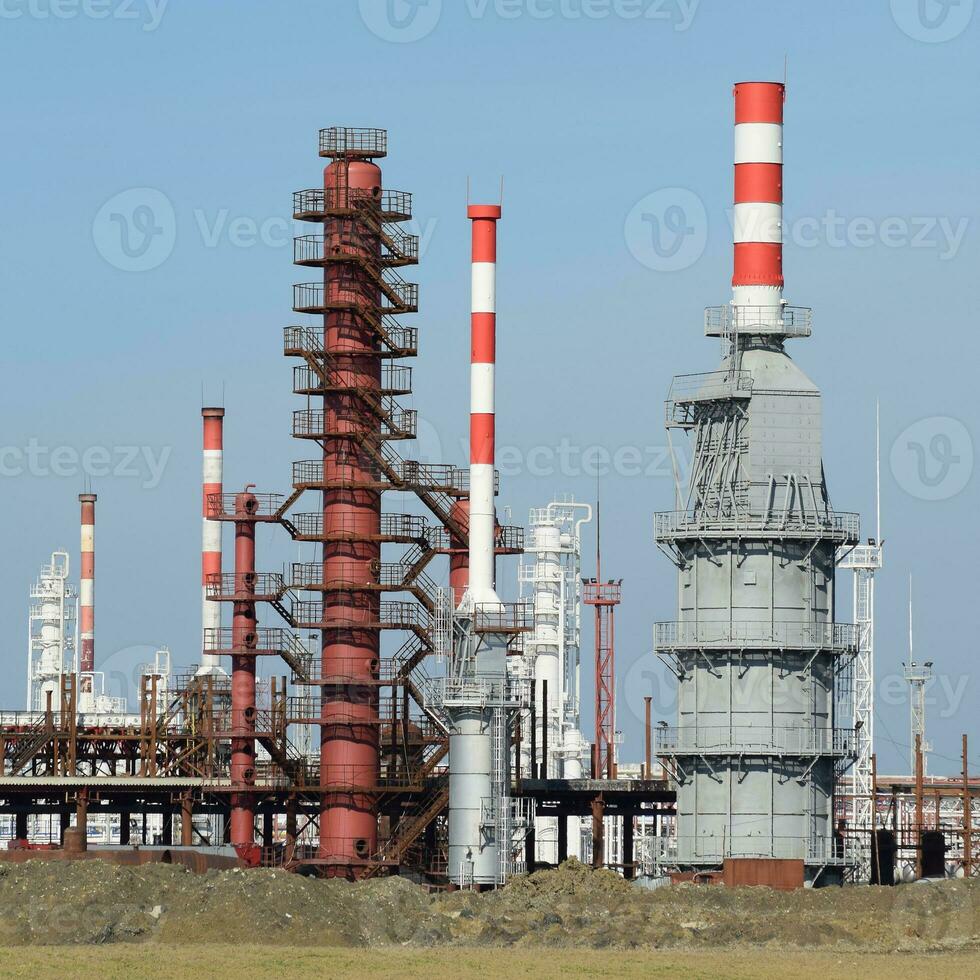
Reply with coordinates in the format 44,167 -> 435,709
0,0 -> 977,776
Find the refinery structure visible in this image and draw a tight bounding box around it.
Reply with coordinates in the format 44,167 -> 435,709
0,83 -> 976,890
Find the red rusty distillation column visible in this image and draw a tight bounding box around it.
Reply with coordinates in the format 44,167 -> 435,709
448,498 -> 470,607
319,154 -> 383,874
230,488 -> 258,855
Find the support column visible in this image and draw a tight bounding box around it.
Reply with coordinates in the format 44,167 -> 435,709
230,490 -> 258,854
623,814 -> 635,880
963,735 -> 972,877
15,811 -> 27,841
120,810 -> 131,845
181,794 -> 194,846
557,813 -> 568,864
915,733 -> 924,879
591,796 -> 605,870
644,696 -> 652,779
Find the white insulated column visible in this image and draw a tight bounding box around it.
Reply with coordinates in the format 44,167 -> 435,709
200,407 -> 225,674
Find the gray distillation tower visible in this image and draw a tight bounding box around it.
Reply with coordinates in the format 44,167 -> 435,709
654,82 -> 860,884
428,203 -> 529,888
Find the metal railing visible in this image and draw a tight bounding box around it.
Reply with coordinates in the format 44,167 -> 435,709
656,725 -> 857,757
202,627 -> 307,658
704,304 -> 813,338
654,620 -> 859,652
291,405 -> 417,440
290,511 -> 429,542
289,598 -> 429,631
665,370 -> 754,427
583,580 -> 622,605
319,127 -> 387,157
283,322 -> 419,358
472,602 -> 533,633
292,187 -> 412,222
654,509 -> 861,542
205,572 -> 288,602
291,363 -> 413,397
667,834 -> 857,866
292,279 -> 417,316
206,493 -> 285,520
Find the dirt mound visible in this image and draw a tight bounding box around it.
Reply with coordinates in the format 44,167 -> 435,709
0,858 -> 977,950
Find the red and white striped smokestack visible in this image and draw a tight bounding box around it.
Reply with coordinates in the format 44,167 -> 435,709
733,81 -> 784,308
78,493 -> 96,675
200,407 -> 225,674
467,203 -> 501,604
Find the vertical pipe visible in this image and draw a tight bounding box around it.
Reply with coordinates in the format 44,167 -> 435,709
963,735 -> 972,878
732,82 -> 785,308
644,696 -> 652,780
541,678 -> 549,780
914,733 -> 924,879
871,752 -> 879,882
229,490 -> 258,853
78,493 -> 96,680
591,796 -> 604,869
467,204 -> 501,601
608,609 -> 616,780
181,793 -> 194,846
529,698 -> 537,779
448,499 -> 471,606
201,408 -> 225,674
623,814 -> 634,880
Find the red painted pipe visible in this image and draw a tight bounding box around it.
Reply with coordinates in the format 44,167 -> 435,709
230,488 -> 258,851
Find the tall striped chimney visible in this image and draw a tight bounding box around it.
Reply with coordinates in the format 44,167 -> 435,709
733,81 -> 784,308
466,203 -> 501,605
78,493 -> 96,676
200,407 -> 225,674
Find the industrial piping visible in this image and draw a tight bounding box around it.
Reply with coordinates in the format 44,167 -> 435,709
78,493 -> 96,680
229,487 -> 258,855
200,407 -> 225,675
466,203 -> 501,606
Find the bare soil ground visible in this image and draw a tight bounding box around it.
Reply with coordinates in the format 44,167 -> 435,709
0,858 -> 976,959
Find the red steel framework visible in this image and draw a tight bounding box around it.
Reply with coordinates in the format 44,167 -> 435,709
286,128 -> 523,876
583,511 -> 621,780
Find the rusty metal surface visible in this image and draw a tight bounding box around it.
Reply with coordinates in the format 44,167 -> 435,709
722,858 -> 805,891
